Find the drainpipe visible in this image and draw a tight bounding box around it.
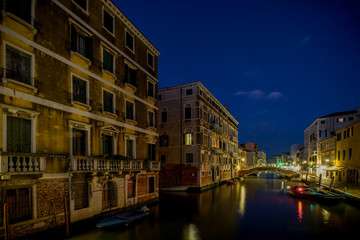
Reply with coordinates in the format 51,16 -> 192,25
179,87 -> 183,186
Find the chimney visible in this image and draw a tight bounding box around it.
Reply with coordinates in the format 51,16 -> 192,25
225,104 -> 229,110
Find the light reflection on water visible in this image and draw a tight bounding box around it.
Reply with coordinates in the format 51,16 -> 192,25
67,172 -> 360,240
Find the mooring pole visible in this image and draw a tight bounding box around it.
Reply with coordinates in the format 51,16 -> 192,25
4,203 -> 9,240
64,196 -> 70,237
329,176 -> 334,191
318,174 -> 322,187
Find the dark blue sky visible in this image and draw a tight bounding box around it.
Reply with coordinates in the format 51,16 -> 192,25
114,0 -> 360,156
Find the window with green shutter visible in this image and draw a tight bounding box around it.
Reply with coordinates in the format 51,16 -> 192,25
7,116 -> 31,153
102,49 -> 114,73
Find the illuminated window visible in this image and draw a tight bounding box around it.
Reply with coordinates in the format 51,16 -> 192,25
184,133 -> 193,145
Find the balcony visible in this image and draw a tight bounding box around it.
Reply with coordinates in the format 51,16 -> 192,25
0,152 -> 46,178
230,152 -> 238,158
148,161 -> 160,171
69,156 -> 143,172
211,147 -> 223,154
211,124 -> 222,133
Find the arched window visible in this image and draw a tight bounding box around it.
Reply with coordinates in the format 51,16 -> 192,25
185,104 -> 191,120
102,181 -> 116,209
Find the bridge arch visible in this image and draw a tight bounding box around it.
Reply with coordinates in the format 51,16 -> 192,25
237,167 -> 300,178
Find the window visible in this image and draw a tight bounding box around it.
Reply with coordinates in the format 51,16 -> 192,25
320,120 -> 325,124
74,176 -> 89,210
337,118 -> 345,123
102,48 -> 114,73
148,81 -> 155,98
102,134 -> 114,156
184,133 -> 193,145
337,151 -> 340,161
160,135 -> 169,147
349,148 -> 352,160
102,181 -> 116,209
160,154 -> 166,163
148,177 -> 155,193
161,109 -> 167,123
72,76 -> 88,105
72,129 -> 87,156
343,150 -> 346,161
7,116 -> 31,153
337,133 -> 341,141
73,0 -> 87,11
126,139 -> 135,159
148,111 -> 155,128
125,30 -> 134,51
125,101 -> 135,120
127,178 -> 136,198
185,105 -> 191,119
148,52 -> 154,68
349,117 -> 354,121
103,90 -> 114,114
125,64 -> 137,87
71,25 -> 93,60
343,131 -> 347,139
186,89 -> 193,95
200,106 -> 203,119
147,143 -> 156,160
6,45 -> 33,86
319,130 -> 327,138
103,8 -> 114,34
186,153 -> 193,163
6,0 -> 32,24
5,187 -> 32,224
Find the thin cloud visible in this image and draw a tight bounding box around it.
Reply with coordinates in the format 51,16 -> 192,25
235,90 -> 282,100
299,35 -> 312,46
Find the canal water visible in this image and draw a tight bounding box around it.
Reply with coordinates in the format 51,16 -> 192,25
68,172 -> 360,240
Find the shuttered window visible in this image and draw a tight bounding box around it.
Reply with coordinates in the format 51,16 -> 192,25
102,49 -> 114,73
103,90 -> 114,113
71,25 -> 93,60
7,116 -> 31,153
6,45 -> 32,85
74,176 -> 89,210
5,187 -> 32,224
124,64 -> 137,87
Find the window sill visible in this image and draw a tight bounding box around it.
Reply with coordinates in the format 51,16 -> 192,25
71,101 -> 92,111
3,12 -> 37,35
102,26 -> 115,37
70,51 -> 92,66
102,69 -> 117,80
2,78 -> 38,93
125,82 -> 137,92
125,118 -> 137,125
103,111 -> 117,118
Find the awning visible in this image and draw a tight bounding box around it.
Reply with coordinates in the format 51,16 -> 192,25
326,166 -> 345,171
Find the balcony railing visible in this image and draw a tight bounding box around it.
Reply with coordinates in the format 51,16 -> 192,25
148,161 -> 160,171
69,156 -> 144,172
0,152 -> 46,174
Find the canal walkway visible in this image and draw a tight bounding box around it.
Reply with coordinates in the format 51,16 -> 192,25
304,175 -> 360,202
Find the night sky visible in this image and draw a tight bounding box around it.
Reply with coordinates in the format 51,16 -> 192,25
113,0 -> 360,156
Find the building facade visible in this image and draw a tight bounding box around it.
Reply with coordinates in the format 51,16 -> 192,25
158,82 -> 239,189
304,108 -> 360,174
334,121 -> 360,184
0,0 -> 160,238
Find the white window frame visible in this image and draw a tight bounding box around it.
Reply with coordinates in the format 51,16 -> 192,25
147,110 -> 155,129
125,99 -> 136,122
147,78 -> 155,99
100,125 -> 119,156
125,29 -> 135,53
125,134 -> 137,159
102,88 -> 116,115
101,45 -> 116,74
71,73 -> 90,106
72,0 -> 88,14
147,50 -> 154,69
69,120 -> 92,156
1,104 -> 38,153
102,6 -> 115,35
3,42 -> 36,89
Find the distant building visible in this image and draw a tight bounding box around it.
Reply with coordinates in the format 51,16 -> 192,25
333,121 -> 360,184
240,142 -> 258,168
257,151 -> 267,166
304,108 -> 360,174
158,82 -> 239,190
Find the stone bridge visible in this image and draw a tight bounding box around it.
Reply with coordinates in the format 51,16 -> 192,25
237,167 -> 300,178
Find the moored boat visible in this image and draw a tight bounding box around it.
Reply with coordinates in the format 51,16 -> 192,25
96,206 -> 150,229
227,180 -> 236,186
